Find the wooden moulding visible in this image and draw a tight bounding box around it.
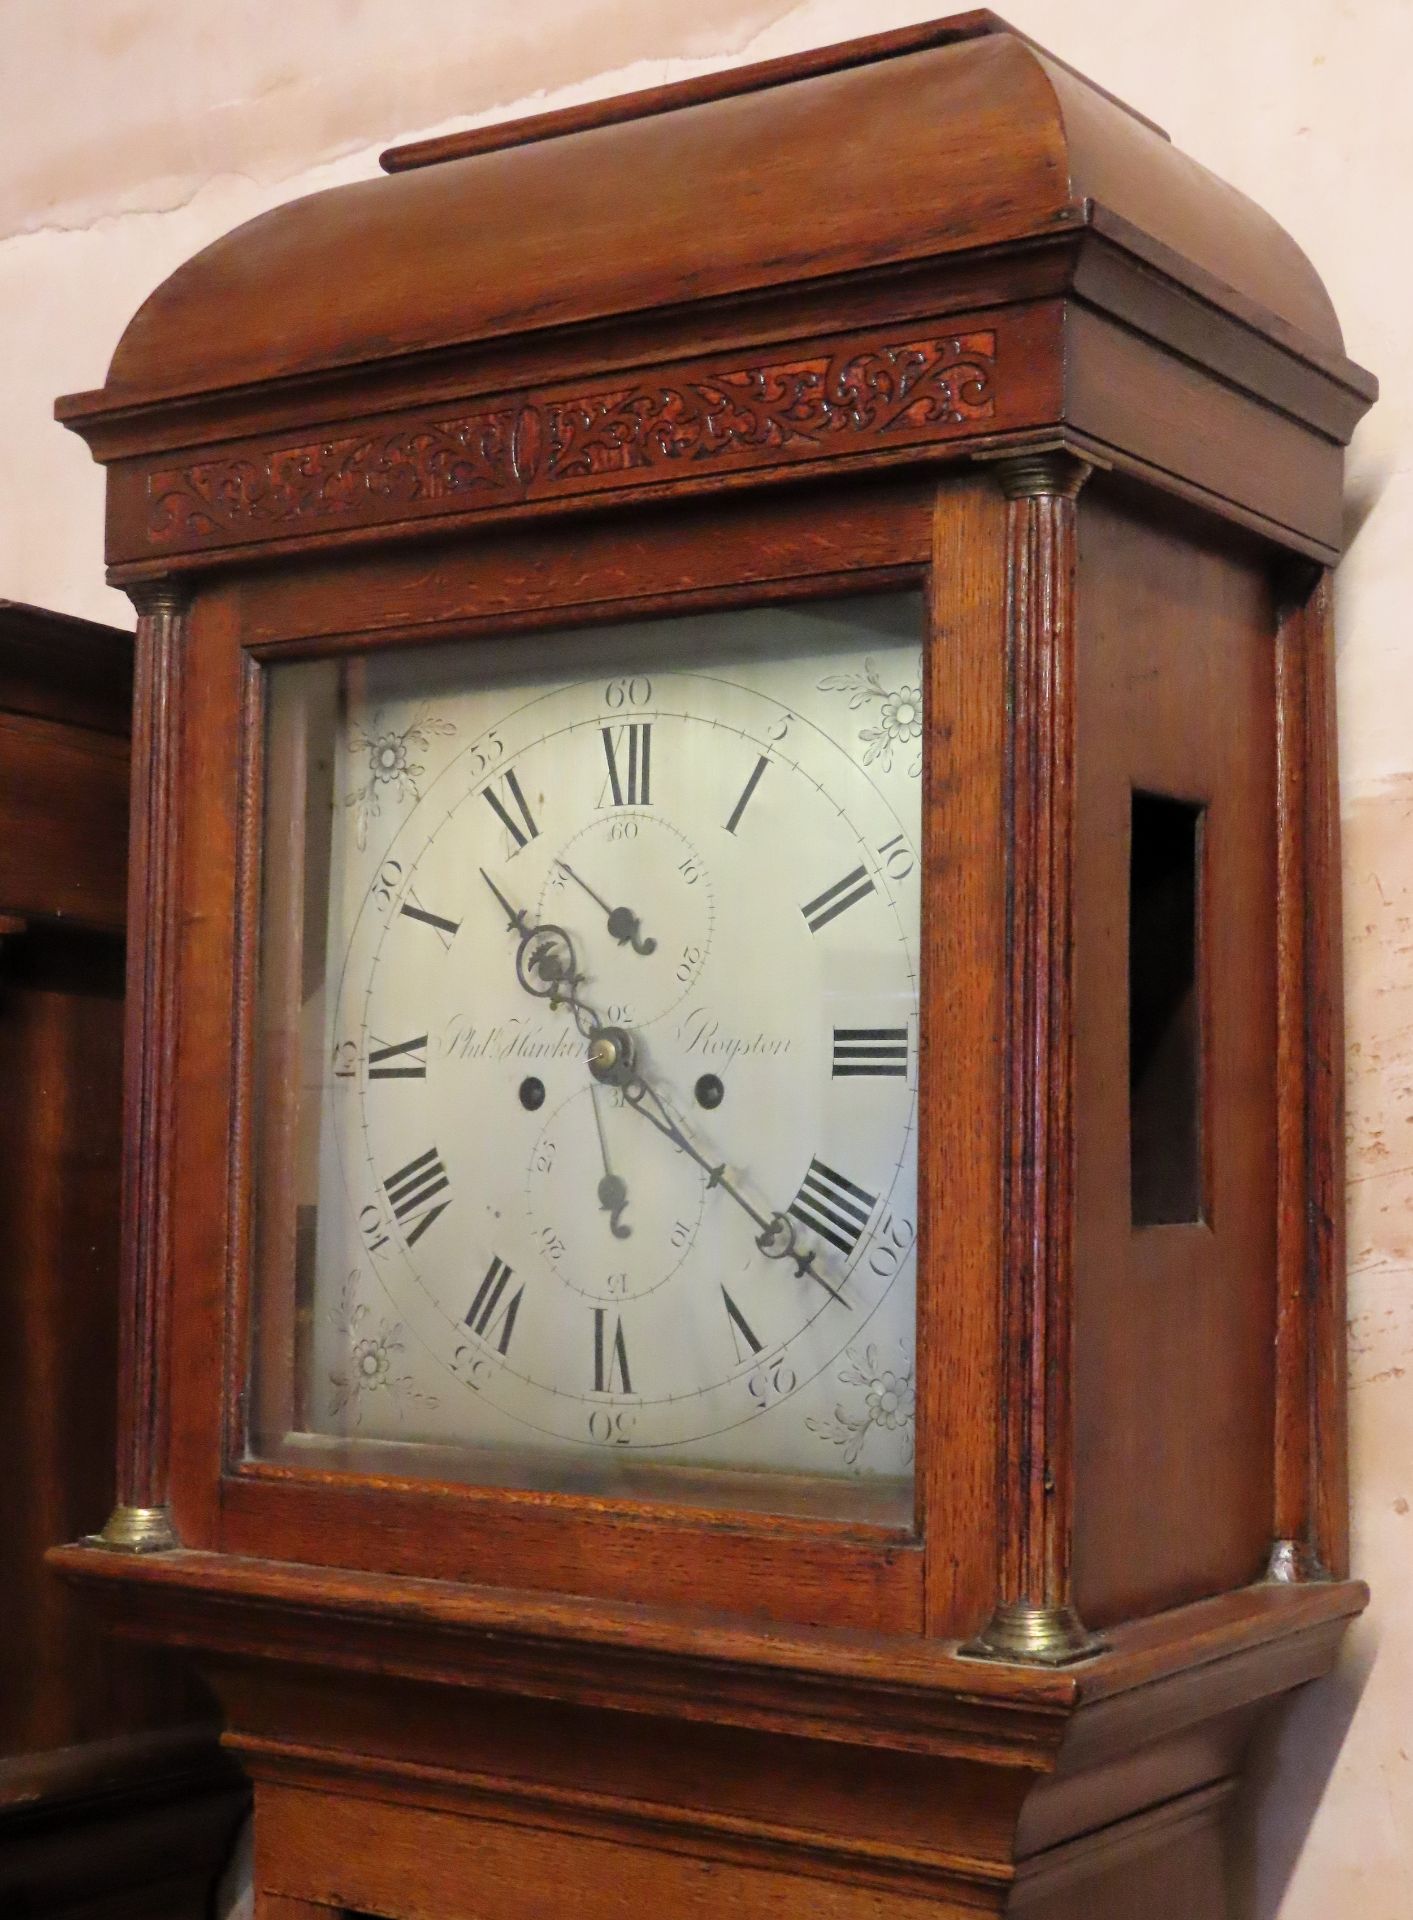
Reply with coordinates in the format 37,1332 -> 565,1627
50,1540 -> 1365,1916
57,17 -> 1373,574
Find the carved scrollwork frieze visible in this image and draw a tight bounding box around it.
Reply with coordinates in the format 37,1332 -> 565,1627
142,329 -> 998,555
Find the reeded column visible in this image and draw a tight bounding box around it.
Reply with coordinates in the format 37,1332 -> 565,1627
90,578 -> 190,1553
964,450 -> 1102,1665
1268,565 -> 1344,1587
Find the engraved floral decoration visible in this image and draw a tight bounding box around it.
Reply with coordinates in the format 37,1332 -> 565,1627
328,1273 -> 439,1426
345,705 -> 455,850
817,658 -> 924,775
807,1343 -> 916,1470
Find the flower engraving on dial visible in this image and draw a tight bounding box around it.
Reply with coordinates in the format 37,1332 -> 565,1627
538,813 -> 714,1028
806,1340 -> 916,1470
344,707 -> 456,849
327,1271 -> 440,1426
816,656 -> 924,776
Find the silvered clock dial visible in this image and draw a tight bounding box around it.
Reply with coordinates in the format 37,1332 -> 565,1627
254,591 -> 923,1520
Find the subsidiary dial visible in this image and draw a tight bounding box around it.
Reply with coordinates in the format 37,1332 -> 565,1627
536,813 -> 713,1028
525,1084 -> 705,1303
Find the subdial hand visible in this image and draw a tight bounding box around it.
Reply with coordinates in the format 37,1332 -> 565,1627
589,1082 -> 631,1239
555,859 -> 657,956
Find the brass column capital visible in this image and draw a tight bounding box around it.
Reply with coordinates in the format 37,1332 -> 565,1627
991,447 -> 1093,502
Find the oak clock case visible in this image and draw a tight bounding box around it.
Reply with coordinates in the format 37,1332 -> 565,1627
254,595 -> 923,1518
52,14 -> 1377,1920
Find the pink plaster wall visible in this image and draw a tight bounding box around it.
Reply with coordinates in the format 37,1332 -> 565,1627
1,3 -> 1406,1911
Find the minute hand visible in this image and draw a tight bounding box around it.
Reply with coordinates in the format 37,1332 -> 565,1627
619,1077 -> 846,1303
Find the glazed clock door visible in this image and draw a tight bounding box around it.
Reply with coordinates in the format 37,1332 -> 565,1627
249,590 -> 923,1526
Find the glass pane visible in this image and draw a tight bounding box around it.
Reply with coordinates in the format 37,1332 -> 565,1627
248,591 -> 923,1525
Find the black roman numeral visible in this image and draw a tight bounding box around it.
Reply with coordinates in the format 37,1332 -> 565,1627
831,1027 -> 909,1078
721,1287 -> 763,1363
592,1308 -> 632,1394
367,1033 -> 428,1080
482,767 -> 540,852
801,865 -> 875,933
465,1255 -> 523,1355
400,894 -> 461,948
382,1147 -> 451,1246
724,755 -> 768,835
601,723 -> 651,806
788,1159 -> 877,1258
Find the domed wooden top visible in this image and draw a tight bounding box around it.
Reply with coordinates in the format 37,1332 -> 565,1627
89,12 -> 1352,412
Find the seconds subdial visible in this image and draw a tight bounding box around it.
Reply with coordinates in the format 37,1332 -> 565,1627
526,1084 -> 705,1303
537,813 -> 714,1028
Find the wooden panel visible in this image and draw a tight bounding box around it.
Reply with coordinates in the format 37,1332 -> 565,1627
1066,304 -> 1346,555
167,585 -> 245,1551
0,714 -> 129,931
0,598 -> 132,735
254,1780 -> 997,1920
0,925 -> 132,1753
1070,483 -> 1278,1625
235,475 -> 939,650
921,476 -> 1007,1637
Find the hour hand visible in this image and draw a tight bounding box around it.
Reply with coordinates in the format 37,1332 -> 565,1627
479,866 -> 529,935
480,868 -> 579,1005
555,860 -> 657,956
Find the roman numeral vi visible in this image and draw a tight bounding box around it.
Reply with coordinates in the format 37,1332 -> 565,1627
592,1309 -> 632,1394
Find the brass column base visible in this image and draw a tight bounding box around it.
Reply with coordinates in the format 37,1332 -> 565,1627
85,1503 -> 180,1554
959,1602 -> 1106,1667
1265,1538 -> 1332,1584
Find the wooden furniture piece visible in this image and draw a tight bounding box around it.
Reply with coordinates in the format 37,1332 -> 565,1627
52,14 -> 1376,1917
0,600 -> 246,1913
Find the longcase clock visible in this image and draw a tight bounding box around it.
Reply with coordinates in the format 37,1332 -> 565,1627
52,14 -> 1376,1917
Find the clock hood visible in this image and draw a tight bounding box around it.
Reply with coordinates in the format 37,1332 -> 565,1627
64,13 -> 1357,418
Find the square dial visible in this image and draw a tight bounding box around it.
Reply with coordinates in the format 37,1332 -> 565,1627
250,591 -> 923,1522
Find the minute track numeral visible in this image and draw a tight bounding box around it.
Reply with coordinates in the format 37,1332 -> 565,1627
601,722 -> 652,807
466,1255 -> 523,1355
381,1147 -> 451,1247
789,1159 -> 877,1259
481,767 -> 540,852
367,1033 -> 428,1080
832,1027 -> 909,1078
801,865 -> 875,933
592,1308 -> 632,1394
